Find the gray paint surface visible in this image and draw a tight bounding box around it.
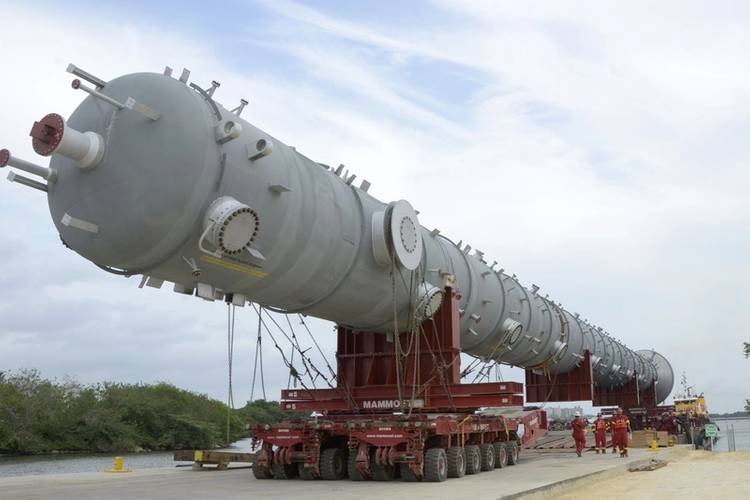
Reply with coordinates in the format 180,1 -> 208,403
33,71 -> 672,403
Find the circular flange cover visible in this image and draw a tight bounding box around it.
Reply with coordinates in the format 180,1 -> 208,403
204,196 -> 259,255
219,208 -> 258,253
414,283 -> 444,321
389,200 -> 423,270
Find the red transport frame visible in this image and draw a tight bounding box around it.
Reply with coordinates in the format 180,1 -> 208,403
250,287 -> 547,482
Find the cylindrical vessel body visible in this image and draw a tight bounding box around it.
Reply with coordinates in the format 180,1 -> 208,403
44,71 -> 674,403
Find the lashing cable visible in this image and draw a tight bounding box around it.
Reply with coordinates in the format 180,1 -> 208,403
250,305 -> 267,401
226,302 -> 236,442
296,314 -> 337,383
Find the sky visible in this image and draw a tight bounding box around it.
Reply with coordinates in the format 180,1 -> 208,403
1,0 -> 749,414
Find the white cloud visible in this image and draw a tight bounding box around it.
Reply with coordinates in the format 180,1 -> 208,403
1,0 -> 748,413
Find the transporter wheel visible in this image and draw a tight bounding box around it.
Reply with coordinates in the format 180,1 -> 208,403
272,462 -> 298,479
464,445 -> 481,475
347,450 -> 366,481
493,442 -> 508,468
297,463 -> 317,480
320,448 -> 347,480
399,463 -> 419,482
424,448 -> 447,482
506,442 -> 519,465
479,444 -> 495,471
446,447 -> 466,478
252,464 -> 273,480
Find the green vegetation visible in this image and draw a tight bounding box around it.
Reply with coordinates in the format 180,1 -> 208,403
0,369 -> 288,455
234,398 -> 290,425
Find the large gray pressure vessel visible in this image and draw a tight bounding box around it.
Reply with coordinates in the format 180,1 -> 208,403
8,69 -> 674,404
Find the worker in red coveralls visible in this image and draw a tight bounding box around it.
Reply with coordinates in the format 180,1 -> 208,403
611,407 -> 632,457
592,412 -> 608,454
571,412 -> 588,457
666,411 -> 678,435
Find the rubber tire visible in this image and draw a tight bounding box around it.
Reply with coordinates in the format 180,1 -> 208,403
446,447 -> 466,478
272,462 -> 298,479
479,444 -> 495,471
506,442 -> 519,465
424,448 -> 448,482
400,463 -> 419,482
347,450 -> 366,481
464,445 -> 481,475
252,464 -> 273,480
298,463 -> 316,480
493,442 -> 508,468
320,448 -> 347,480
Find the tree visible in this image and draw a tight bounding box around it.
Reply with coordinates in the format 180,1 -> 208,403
0,371 -> 248,454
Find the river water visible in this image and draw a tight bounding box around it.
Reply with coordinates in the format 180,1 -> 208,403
714,417 -> 750,452
2,420 -> 749,477
0,438 -> 254,478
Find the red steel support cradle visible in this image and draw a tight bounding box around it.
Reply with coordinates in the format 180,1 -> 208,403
594,373 -> 658,429
593,373 -> 656,410
525,351 -> 659,425
525,351 -> 595,403
281,286 -> 524,413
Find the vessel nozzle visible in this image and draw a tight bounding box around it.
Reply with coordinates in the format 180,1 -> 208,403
0,148 -> 57,182
30,113 -> 104,170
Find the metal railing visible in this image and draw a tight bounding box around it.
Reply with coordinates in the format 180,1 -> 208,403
726,424 -> 737,452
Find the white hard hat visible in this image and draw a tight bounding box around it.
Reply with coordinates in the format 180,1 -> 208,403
574,411 -> 580,417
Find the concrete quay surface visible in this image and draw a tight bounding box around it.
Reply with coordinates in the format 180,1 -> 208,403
0,447 -> 682,500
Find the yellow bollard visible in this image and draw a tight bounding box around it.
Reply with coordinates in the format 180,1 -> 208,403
648,439 -> 658,451
106,456 -> 132,473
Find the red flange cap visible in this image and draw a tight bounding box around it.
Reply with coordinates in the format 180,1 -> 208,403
30,113 -> 65,156
0,148 -> 9,167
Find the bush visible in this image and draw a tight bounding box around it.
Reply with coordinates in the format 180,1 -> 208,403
0,370 -> 286,454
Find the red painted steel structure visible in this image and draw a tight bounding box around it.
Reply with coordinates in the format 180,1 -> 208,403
251,409 -> 547,480
251,286 -> 548,481
593,374 -> 656,409
524,350 -> 660,422
281,287 -> 525,413
525,352 -> 595,403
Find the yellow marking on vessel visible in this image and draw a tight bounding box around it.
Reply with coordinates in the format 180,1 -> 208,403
199,255 -> 269,278
194,450 -> 203,461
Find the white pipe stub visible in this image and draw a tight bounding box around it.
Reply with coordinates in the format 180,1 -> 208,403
0,148 -> 57,182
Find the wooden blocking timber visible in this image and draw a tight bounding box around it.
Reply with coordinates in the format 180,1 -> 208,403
173,450 -> 256,470
628,458 -> 667,472
630,430 -> 658,448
